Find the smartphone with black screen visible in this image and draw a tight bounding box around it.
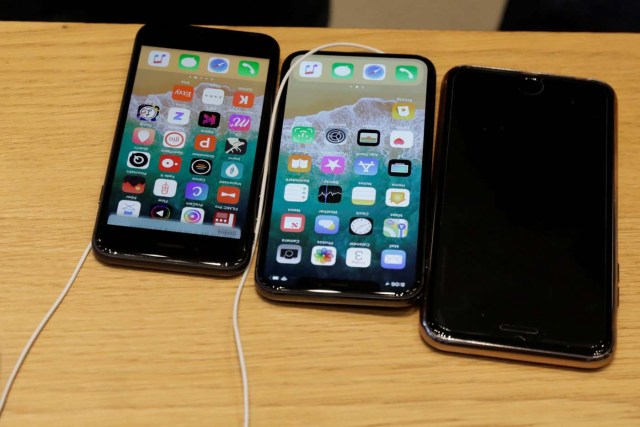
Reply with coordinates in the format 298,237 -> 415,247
421,65 -> 617,368
92,24 -> 279,276
255,51 -> 436,307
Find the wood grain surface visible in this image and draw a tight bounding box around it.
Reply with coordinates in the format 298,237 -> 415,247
0,22 -> 639,426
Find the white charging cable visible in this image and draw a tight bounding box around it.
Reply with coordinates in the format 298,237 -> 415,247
0,41 -> 384,425
233,41 -> 384,427
0,241 -> 93,416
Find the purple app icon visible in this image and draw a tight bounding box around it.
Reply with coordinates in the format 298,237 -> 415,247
185,182 -> 209,201
320,155 -> 345,174
228,114 -> 251,131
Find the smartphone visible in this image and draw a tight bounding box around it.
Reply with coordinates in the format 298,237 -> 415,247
92,24 -> 279,276
421,65 -> 617,368
255,51 -> 436,307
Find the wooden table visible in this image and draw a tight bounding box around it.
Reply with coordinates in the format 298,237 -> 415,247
1,22 -> 639,426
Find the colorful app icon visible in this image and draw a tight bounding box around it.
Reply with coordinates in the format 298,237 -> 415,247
198,111 -> 220,128
163,130 -> 186,149
190,158 -> 212,176
117,200 -> 141,217
388,159 -> 412,176
381,249 -> 406,269
153,178 -> 177,197
127,151 -> 150,169
288,154 -> 312,172
357,129 -> 380,146
324,128 -> 347,144
395,65 -> 418,81
238,60 -> 259,77
194,134 -> 216,152
132,127 -> 155,145
148,51 -> 170,67
137,104 -> 159,121
280,213 -> 305,232
168,107 -> 190,125
392,102 -> 415,120
208,57 -> 229,73
217,186 -> 240,204
299,61 -> 322,78
122,176 -> 145,194
158,154 -> 181,172
149,204 -> 171,219
185,182 -> 209,201
221,161 -> 243,179
225,137 -> 247,155
385,188 -> 410,207
353,157 -> 379,175
181,207 -> 205,224
292,126 -> 315,143
213,210 -> 236,227
390,130 -> 414,148
383,218 -> 409,238
311,246 -> 337,266
276,244 -> 302,264
320,156 -> 345,174
352,187 -> 376,205
228,114 -> 251,131
172,84 -> 194,102
317,185 -> 342,203
332,63 -> 353,78
314,215 -> 339,234
178,54 -> 199,70
349,217 -> 373,235
202,88 -> 224,105
233,91 -> 255,108
363,64 -> 386,80
346,248 -> 372,268
284,183 -> 309,202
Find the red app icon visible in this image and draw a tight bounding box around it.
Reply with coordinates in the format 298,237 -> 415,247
172,84 -> 194,102
132,127 -> 155,145
233,91 -> 255,108
194,134 -> 216,151
122,175 -> 146,194
158,154 -> 182,172
217,186 -> 240,204
280,214 -> 305,232
213,210 -> 237,227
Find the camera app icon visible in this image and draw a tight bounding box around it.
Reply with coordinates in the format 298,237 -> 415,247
276,244 -> 302,264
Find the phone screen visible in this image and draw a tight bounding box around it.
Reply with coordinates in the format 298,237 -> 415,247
423,66 -> 616,361
256,52 -> 435,304
93,25 -> 279,275
105,46 -> 268,237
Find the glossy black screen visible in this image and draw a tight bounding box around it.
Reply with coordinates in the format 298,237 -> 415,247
424,66 -> 616,360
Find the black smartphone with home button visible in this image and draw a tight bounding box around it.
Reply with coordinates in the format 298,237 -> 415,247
92,24 -> 279,276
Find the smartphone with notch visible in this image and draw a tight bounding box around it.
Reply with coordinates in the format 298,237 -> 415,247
92,24 -> 279,276
255,51 -> 436,307
421,65 -> 617,368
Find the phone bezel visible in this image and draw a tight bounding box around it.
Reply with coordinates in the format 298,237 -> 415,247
92,24 -> 280,276
421,65 -> 618,367
255,50 -> 437,307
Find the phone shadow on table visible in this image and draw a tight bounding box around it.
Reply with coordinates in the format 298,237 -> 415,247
253,291 -> 420,318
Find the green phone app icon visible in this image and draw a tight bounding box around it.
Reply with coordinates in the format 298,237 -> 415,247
179,54 -> 200,70
332,63 -> 354,78
238,60 -> 260,77
395,65 -> 418,81
292,126 -> 315,143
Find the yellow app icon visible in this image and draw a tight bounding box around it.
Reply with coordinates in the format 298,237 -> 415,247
288,154 -> 312,172
392,102 -> 415,120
